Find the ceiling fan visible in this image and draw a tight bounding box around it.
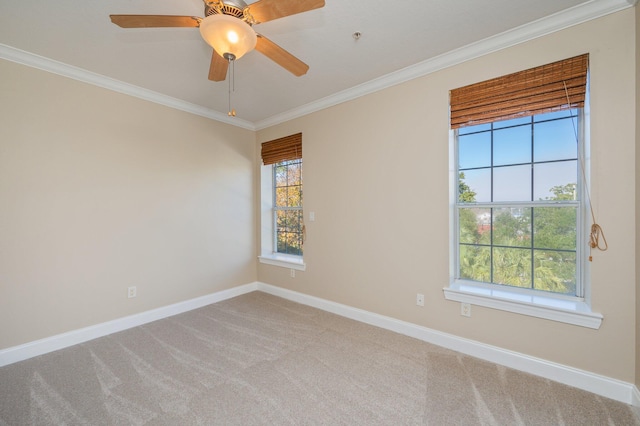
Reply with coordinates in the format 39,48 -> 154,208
110,0 -> 325,82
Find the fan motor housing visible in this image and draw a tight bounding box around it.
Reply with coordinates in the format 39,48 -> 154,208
204,0 -> 246,19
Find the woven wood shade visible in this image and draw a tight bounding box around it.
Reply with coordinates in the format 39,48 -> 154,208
450,54 -> 588,129
261,133 -> 302,165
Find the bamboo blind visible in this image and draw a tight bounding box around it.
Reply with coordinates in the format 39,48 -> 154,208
450,54 -> 588,129
261,133 -> 302,165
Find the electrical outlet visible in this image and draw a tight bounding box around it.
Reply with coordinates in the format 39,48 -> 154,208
416,293 -> 424,307
128,286 -> 137,298
461,302 -> 471,317
290,269 -> 295,278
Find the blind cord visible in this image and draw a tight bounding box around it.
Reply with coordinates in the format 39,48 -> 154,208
563,81 -> 607,261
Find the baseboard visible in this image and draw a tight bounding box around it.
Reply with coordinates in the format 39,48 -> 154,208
3,281 -> 637,407
0,282 -> 258,367
256,282 -> 638,407
633,385 -> 640,407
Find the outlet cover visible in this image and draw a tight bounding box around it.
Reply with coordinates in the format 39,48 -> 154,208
461,302 -> 471,317
128,286 -> 137,298
416,293 -> 425,306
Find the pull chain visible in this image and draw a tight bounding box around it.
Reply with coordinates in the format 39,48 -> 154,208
562,81 -> 607,261
224,53 -> 236,117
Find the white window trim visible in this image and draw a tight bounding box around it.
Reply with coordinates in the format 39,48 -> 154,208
259,162 -> 306,271
444,110 -> 602,329
259,254 -> 306,271
443,281 -> 602,329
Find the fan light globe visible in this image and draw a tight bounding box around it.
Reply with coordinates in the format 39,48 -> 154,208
199,14 -> 257,60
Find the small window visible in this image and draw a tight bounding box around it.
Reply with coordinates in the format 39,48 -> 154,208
273,159 -> 303,256
259,133 -> 306,270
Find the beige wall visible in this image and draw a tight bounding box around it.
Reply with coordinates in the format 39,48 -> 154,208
258,9 -> 638,382
0,60 -> 257,349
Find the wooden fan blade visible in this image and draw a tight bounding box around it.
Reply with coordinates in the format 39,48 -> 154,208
208,51 -> 228,82
247,0 -> 324,24
255,34 -> 309,76
110,15 -> 201,28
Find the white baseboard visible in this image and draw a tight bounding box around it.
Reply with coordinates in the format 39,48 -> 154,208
0,282 -> 258,367
2,280 -> 637,407
633,385 -> 640,407
256,282 -> 638,407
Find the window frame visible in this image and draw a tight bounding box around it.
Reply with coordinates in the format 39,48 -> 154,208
259,160 -> 306,271
272,159 -> 304,257
456,112 -> 584,295
444,110 -> 602,329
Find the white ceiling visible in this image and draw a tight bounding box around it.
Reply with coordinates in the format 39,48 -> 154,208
0,0 -> 634,129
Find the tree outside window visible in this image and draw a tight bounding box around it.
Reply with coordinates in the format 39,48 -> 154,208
274,159 -> 303,256
457,111 -> 580,296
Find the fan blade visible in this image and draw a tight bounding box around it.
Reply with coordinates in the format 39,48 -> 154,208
255,34 -> 309,76
208,51 -> 228,81
110,15 -> 201,28
247,0 -> 324,24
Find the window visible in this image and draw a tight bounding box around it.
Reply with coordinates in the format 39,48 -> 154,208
259,133 -> 306,270
457,110 -> 581,295
273,159 -> 303,256
445,54 -> 602,328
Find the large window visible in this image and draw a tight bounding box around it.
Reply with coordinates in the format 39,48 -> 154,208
273,159 -> 303,256
457,110 -> 581,296
445,54 -> 602,328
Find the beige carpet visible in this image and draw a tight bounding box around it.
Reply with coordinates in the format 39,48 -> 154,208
1,291 -> 639,425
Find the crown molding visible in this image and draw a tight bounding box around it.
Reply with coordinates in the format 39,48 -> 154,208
254,0 -> 635,130
0,44 -> 256,131
1,0 -> 633,131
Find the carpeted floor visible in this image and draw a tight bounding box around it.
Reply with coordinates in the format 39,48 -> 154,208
1,291 -> 639,425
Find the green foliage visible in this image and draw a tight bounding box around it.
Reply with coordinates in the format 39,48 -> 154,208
458,172 -> 476,202
534,251 -> 576,294
493,208 -> 530,248
547,183 -> 577,201
459,245 -> 491,282
458,181 -> 577,295
459,208 -> 481,244
534,207 -> 576,251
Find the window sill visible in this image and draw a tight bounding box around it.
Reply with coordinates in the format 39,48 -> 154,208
443,282 -> 602,329
259,254 -> 306,271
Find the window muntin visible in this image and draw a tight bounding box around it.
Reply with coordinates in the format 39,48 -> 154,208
273,159 -> 303,256
456,110 -> 581,297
